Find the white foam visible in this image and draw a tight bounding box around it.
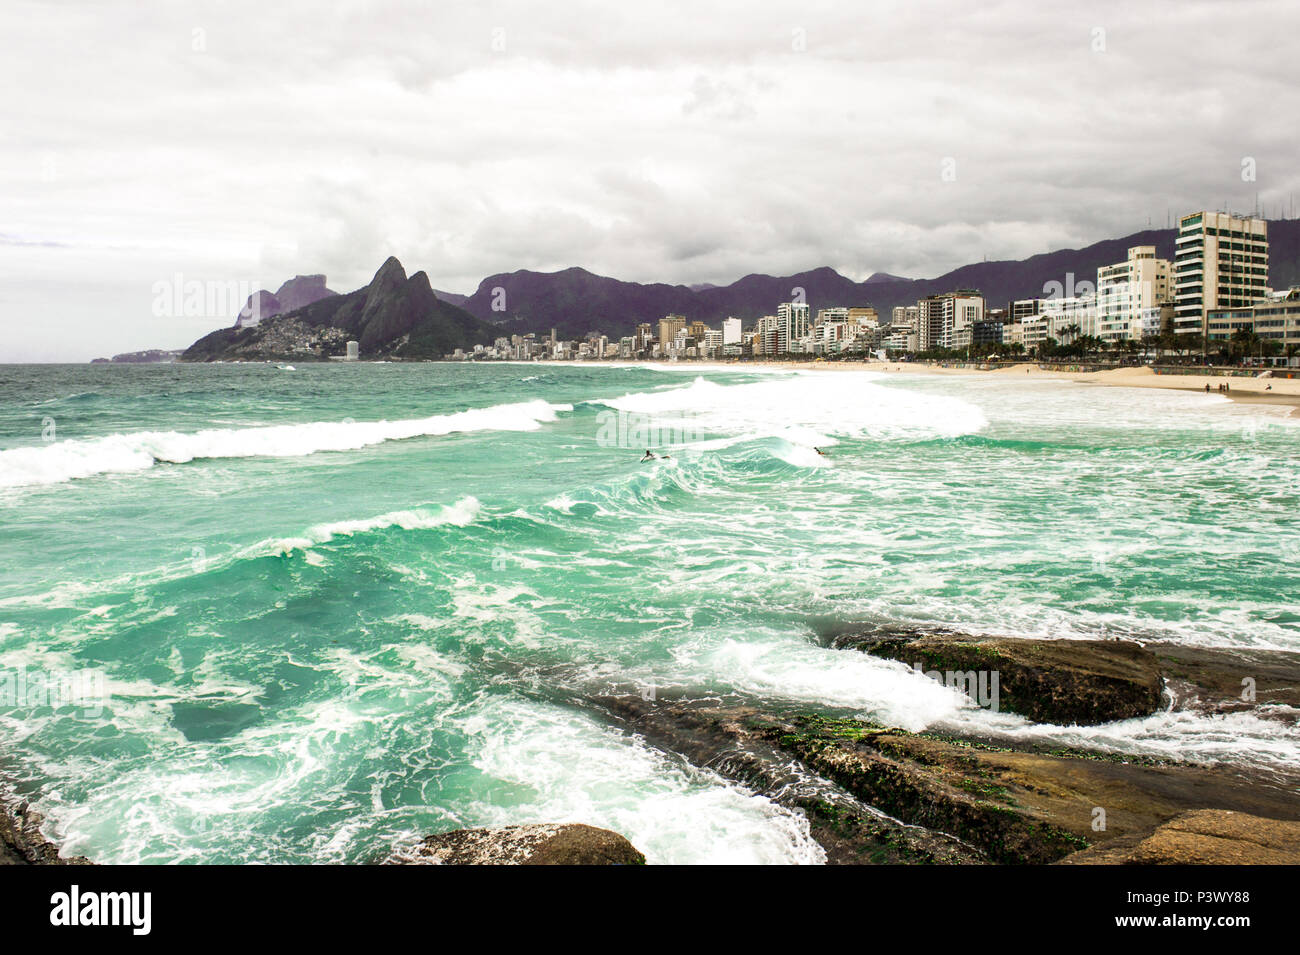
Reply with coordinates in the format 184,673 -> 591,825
0,400 -> 569,488
588,373 -> 987,453
462,696 -> 826,864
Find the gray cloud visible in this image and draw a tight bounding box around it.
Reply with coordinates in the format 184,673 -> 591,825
2,0 -> 1297,360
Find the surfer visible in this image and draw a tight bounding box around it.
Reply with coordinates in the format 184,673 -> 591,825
641,450 -> 656,461
814,447 -> 827,457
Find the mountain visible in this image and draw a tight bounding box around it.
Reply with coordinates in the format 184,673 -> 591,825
182,258 -> 499,361
447,219 -> 1300,336
235,274 -> 337,327
460,266 -> 701,340
430,288 -> 469,307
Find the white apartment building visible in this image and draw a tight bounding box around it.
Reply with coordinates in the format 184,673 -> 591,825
1096,246 -> 1173,342
722,317 -> 742,346
1173,211 -> 1269,336
777,302 -> 811,353
1037,294 -> 1097,341
702,328 -> 724,358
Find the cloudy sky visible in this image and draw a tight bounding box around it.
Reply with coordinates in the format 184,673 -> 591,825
3,0 -> 1297,360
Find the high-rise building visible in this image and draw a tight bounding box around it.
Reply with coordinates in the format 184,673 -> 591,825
1173,211 -> 1269,337
722,317 -> 742,346
658,315 -> 686,351
918,291 -> 984,350
776,302 -> 810,353
754,315 -> 779,356
1096,246 -> 1173,342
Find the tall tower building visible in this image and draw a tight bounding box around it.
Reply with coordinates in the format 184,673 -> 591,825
776,302 -> 810,353
1173,211 -> 1269,337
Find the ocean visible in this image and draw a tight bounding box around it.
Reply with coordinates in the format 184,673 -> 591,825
1,361 -> 1297,864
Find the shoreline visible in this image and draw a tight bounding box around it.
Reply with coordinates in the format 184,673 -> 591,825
733,359 -> 1300,411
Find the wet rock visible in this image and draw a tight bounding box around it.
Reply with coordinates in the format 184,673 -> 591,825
837,631 -> 1163,725
595,695 -> 983,865
1148,642 -> 1300,715
1058,810 -> 1300,864
389,824 -> 645,865
0,799 -> 92,866
593,696 -> 1300,865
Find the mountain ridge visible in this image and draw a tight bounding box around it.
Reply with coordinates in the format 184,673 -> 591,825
452,219 -> 1300,338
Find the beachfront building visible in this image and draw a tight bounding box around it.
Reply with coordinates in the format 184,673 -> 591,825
881,327 -> 917,352
891,305 -> 920,332
701,327 -> 724,358
1097,246 -> 1173,343
721,317 -> 742,357
1002,321 -> 1025,349
1207,286 -> 1300,364
658,315 -> 686,352
776,302 -> 811,354
1018,315 -> 1051,351
1173,211 -> 1269,337
1038,293 -> 1097,342
918,291 -> 984,351
1010,299 -> 1041,323
972,320 -> 1004,347
848,307 -> 880,329
753,315 -> 779,356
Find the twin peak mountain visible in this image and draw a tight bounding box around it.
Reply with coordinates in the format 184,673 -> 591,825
182,258 -> 497,362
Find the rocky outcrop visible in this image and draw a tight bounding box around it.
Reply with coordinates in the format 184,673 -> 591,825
1059,810 -> 1300,865
389,824 -> 645,865
835,630 -> 1163,725
593,695 -> 1300,865
185,258 -> 499,361
593,696 -> 982,864
0,800 -> 91,866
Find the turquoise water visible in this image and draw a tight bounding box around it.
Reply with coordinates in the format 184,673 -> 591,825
1,361 -> 1297,863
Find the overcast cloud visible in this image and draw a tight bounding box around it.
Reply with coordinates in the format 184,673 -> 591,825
2,0 -> 1298,360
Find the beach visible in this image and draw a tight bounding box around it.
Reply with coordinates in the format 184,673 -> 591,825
736,359 -> 1300,411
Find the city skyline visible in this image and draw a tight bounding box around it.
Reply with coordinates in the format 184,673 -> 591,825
4,0 -> 1299,361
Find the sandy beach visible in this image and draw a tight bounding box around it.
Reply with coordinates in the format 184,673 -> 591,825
742,360 -> 1300,412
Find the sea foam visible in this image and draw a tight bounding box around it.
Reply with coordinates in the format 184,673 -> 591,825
0,400 -> 569,488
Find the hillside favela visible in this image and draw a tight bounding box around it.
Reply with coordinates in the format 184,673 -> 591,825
2,0 -> 1298,938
